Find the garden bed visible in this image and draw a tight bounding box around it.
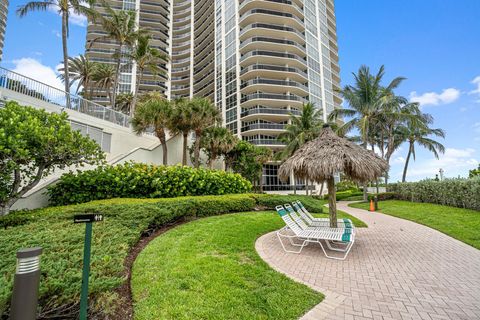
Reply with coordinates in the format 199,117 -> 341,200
0,194 -> 345,319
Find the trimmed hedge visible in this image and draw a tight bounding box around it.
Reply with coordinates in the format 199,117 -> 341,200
48,162 -> 252,206
367,192 -> 396,201
323,190 -> 363,201
0,194 -> 325,318
389,178 -> 480,211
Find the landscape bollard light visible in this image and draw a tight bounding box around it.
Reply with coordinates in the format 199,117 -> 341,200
374,195 -> 379,211
10,247 -> 43,320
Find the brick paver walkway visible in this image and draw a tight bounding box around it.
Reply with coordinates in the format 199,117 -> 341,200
256,202 -> 480,320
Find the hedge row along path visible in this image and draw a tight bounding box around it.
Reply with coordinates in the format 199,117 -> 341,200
256,201 -> 480,320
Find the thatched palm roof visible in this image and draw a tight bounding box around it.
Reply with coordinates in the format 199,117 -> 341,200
279,126 -> 388,183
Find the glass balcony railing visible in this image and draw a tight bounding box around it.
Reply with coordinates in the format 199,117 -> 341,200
240,23 -> 305,40
241,50 -> 307,65
0,67 -> 131,127
241,123 -> 286,132
241,93 -> 308,104
240,78 -> 308,91
240,64 -> 308,78
241,107 -> 301,117
247,139 -> 286,146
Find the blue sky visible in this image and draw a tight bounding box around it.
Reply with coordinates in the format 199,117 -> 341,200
2,0 -> 480,181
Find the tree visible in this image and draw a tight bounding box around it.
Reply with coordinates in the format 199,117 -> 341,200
89,5 -> 147,107
469,164 -> 480,178
115,92 -> 134,114
128,35 -> 168,115
278,102 -> 323,194
58,54 -> 98,99
399,114 -> 445,182
200,126 -> 238,168
190,98 -> 221,168
170,98 -> 195,166
0,102 -> 104,215
328,65 -> 405,199
17,0 -> 97,104
225,140 -> 271,191
91,63 -> 116,104
131,92 -> 173,165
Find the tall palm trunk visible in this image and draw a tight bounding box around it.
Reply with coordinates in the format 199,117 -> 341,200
112,44 -> 123,108
194,131 -> 202,168
156,128 -> 168,165
327,176 -> 337,228
61,11 -> 71,108
131,68 -> 143,116
182,131 -> 188,165
362,127 -> 369,201
402,141 -> 414,182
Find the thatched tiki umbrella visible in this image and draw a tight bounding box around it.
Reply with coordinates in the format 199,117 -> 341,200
279,125 -> 388,228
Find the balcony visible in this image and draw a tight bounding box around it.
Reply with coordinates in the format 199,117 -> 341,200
240,23 -> 305,44
241,107 -> 301,118
240,64 -> 308,82
241,122 -> 286,133
240,78 -> 308,96
240,50 -> 307,69
239,9 -> 304,30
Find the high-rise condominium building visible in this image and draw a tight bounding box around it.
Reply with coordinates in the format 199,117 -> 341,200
0,0 -> 8,61
86,0 -> 341,190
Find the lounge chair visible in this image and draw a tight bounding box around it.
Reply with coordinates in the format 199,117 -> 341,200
293,201 -> 354,229
284,204 -> 353,232
275,205 -> 355,260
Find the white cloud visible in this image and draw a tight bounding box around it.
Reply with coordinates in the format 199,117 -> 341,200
469,76 -> 480,103
52,30 -> 61,38
392,156 -> 405,164
409,88 -> 460,106
48,7 -> 88,27
11,58 -> 64,90
470,76 -> 480,95
394,147 -> 478,180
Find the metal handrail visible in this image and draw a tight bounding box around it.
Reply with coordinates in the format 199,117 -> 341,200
0,67 -> 131,127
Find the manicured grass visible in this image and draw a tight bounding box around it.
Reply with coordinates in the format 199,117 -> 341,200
132,211 -> 323,320
350,200 -> 480,249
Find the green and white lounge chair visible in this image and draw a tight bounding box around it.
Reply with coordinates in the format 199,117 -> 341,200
285,203 -> 353,229
284,204 -> 353,232
293,201 -> 354,229
275,205 -> 355,260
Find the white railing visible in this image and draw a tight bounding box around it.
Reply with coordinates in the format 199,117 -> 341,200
0,67 -> 131,127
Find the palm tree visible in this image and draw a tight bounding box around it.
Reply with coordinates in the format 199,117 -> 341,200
278,102 -> 323,194
190,98 -> 221,168
17,0 -> 97,103
58,55 -> 98,99
399,113 -> 446,182
131,92 -> 173,165
115,92 -> 134,114
328,65 -> 405,199
200,126 -> 238,169
128,35 -> 168,115
170,98 -> 195,166
91,63 -> 116,104
89,4 -> 147,107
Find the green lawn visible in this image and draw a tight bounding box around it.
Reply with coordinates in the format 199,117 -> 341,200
350,200 -> 480,249
132,211 -> 323,320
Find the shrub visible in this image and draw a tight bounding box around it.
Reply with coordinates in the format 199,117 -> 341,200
252,194 -> 326,213
48,162 -> 253,206
0,194 -> 325,318
389,177 -> 480,211
367,192 -> 396,201
335,180 -> 359,192
323,190 -> 364,201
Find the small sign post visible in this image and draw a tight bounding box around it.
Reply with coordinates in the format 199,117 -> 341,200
74,214 -> 103,320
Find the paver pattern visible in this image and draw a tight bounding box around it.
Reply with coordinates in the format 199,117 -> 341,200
256,202 -> 480,320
